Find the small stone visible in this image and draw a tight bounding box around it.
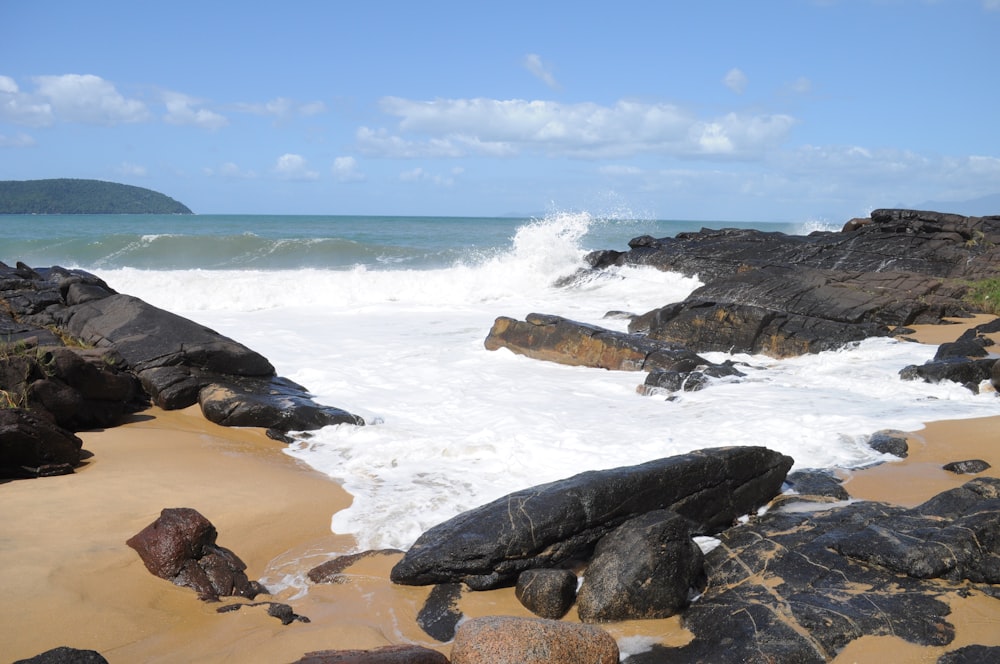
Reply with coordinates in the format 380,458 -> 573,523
943,459 -> 991,475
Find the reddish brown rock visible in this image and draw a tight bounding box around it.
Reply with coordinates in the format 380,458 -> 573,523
125,507 -> 264,600
290,645 -> 448,664
450,615 -> 618,664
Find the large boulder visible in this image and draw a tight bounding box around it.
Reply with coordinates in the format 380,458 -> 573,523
450,616 -> 618,664
391,446 -> 792,590
125,507 -> 265,601
57,293 -> 275,377
576,509 -> 704,622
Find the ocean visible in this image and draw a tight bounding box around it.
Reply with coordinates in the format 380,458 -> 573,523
3,212 -> 997,580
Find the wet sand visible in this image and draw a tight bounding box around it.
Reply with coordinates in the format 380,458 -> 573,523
4,318 -> 1000,662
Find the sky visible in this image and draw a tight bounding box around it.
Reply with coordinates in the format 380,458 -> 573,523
2,0 -> 999,221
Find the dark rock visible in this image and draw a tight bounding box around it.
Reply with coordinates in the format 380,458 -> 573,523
515,568 -> 578,619
216,601 -> 309,624
901,357 -> 996,393
632,267 -> 963,357
390,446 -> 792,589
868,429 -> 909,458
943,459 -> 991,474
125,507 -> 264,601
57,293 -> 275,376
625,481 -> 1000,663
12,647 -> 109,664
199,377 -> 364,431
937,645 -> 1000,664
783,469 -> 850,501
835,478 -> 1000,583
307,549 -> 403,584
583,210 -> 1000,359
934,328 -> 992,360
640,361 -> 744,394
291,645 -> 449,664
0,407 -> 83,478
450,615 -> 618,664
589,209 -> 1000,283
577,509 -> 704,622
416,583 -> 464,642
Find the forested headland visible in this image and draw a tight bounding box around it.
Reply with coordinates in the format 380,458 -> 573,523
0,179 -> 192,214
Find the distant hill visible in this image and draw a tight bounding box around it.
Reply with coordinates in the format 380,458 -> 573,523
910,192 -> 1000,217
0,179 -> 192,214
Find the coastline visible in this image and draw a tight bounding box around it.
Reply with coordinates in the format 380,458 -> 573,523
4,320 -> 1000,662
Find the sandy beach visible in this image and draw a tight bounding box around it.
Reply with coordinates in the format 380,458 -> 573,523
4,321 -> 1000,663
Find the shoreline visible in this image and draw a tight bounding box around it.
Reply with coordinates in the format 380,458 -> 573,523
4,322 -> 1000,662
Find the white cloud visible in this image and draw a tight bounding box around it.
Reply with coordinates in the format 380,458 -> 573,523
723,68 -> 748,95
332,156 -> 364,182
361,97 -> 795,160
117,162 -> 147,177
0,132 -> 36,148
0,75 -> 18,94
524,54 -> 560,90
33,74 -> 149,125
399,167 -> 455,186
235,97 -> 328,119
984,0 -> 999,10
204,161 -> 257,178
163,91 -> 228,129
600,164 -> 642,176
787,77 -> 813,95
274,153 -> 319,180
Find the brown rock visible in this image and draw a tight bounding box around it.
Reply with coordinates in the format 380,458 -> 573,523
450,615 -> 618,664
126,507 -> 263,600
290,645 -> 448,664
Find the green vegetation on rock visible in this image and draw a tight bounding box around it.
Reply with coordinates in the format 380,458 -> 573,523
965,277 -> 1000,316
0,179 -> 192,214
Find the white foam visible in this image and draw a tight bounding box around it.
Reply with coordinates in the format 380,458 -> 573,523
93,213 -> 1000,553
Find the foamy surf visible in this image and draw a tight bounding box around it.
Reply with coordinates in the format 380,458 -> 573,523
61,211 -> 997,559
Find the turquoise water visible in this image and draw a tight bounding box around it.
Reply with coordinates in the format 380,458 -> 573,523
0,213 -> 806,270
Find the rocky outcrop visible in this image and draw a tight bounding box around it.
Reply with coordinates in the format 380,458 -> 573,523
125,507 -> 266,601
624,477 -> 1000,663
588,209 -> 1000,283
0,261 -> 363,442
391,446 -> 792,590
578,210 -> 1000,359
450,616 -> 619,664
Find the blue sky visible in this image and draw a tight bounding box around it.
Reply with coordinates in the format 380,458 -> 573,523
2,1 -> 998,221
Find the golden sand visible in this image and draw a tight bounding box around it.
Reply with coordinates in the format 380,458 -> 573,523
3,316 -> 1000,662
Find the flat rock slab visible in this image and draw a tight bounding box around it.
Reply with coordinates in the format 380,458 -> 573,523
624,477 -> 1000,663
391,446 -> 792,590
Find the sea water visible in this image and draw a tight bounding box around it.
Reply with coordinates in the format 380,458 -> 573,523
2,212 -> 997,557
